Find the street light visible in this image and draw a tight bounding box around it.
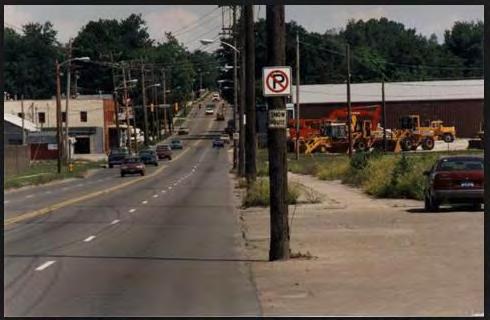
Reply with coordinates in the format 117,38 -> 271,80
55,56 -> 90,174
201,37 -> 240,169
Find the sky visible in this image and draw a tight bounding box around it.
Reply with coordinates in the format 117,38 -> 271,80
4,5 -> 484,51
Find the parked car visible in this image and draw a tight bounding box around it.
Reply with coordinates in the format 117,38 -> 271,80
156,144 -> 173,160
423,155 -> 484,211
120,156 -> 145,177
170,139 -> 183,149
220,134 -> 230,144
212,138 -> 225,148
138,150 -> 158,166
178,127 -> 189,135
108,148 -> 129,168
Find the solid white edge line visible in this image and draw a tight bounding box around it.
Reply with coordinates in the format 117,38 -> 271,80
35,261 -> 56,271
83,235 -> 96,242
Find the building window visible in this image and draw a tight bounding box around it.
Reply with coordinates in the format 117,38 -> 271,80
62,112 -> 67,122
80,111 -> 88,122
18,112 -> 24,119
38,112 -> 46,123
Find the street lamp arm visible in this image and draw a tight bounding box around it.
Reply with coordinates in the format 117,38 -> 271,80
220,41 -> 240,53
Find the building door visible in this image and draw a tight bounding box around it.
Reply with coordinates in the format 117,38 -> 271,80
74,137 -> 90,154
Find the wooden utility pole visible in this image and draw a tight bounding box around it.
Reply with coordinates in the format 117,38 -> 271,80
110,53 -> 121,149
122,63 -> 132,153
346,43 -> 352,158
238,6 -> 246,176
151,66 -> 157,143
267,5 -> 289,261
161,68 -> 168,136
382,76 -> 387,151
232,5 -> 239,171
55,60 -> 63,174
295,31 -> 301,160
141,63 -> 149,146
21,95 -> 25,145
64,39 -> 72,164
244,4 -> 257,183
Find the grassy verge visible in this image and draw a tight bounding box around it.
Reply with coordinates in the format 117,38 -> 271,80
256,148 -> 483,201
241,177 -> 302,207
4,159 -> 106,190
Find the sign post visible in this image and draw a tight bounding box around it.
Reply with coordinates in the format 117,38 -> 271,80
263,66 -> 292,97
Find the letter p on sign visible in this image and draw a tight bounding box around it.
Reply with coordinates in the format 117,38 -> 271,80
263,66 -> 292,97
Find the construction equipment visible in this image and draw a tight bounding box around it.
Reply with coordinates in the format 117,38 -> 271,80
380,115 -> 436,152
421,120 -> 456,142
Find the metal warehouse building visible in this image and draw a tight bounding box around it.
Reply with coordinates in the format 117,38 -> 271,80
290,79 -> 484,138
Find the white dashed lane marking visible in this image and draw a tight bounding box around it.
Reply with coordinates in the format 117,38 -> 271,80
129,208 -> 136,213
161,190 -> 166,194
142,200 -> 148,204
153,194 -> 159,198
110,219 -> 120,225
4,200 -> 10,204
83,235 -> 96,242
25,195 -> 34,199
35,261 -> 56,271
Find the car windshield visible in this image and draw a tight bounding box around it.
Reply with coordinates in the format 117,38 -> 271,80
171,140 -> 181,144
437,158 -> 483,171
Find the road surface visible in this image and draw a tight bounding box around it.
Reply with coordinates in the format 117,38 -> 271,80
4,99 -> 261,316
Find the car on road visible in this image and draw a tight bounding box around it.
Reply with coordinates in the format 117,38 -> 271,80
178,127 -> 189,135
205,106 -> 214,115
108,148 -> 129,168
156,144 -> 172,160
120,156 -> 146,177
212,138 -> 225,148
170,139 -> 183,149
220,134 -> 230,144
423,155 -> 484,211
138,149 -> 159,166
212,93 -> 220,101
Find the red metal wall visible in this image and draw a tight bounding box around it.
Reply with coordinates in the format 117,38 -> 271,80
103,99 -> 116,153
298,99 -> 483,138
30,144 -> 58,160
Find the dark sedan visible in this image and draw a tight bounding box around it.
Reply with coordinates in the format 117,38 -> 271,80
108,148 -> 129,168
212,138 -> 225,148
138,150 -> 159,166
424,155 -> 484,211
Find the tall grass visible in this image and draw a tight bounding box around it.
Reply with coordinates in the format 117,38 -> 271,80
242,178 -> 301,207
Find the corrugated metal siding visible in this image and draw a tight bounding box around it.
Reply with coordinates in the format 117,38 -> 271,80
298,99 -> 483,138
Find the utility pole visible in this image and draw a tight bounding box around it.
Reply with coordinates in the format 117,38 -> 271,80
267,5 -> 289,261
21,95 -> 25,145
238,6 -> 246,176
64,39 -> 72,164
55,60 -> 63,174
295,31 -> 301,160
151,66 -> 157,143
110,53 -> 121,149
161,68 -> 168,137
232,5 -> 239,171
141,63 -> 149,146
382,76 -> 387,152
346,43 -> 353,158
244,4 -> 257,183
122,63 -> 132,153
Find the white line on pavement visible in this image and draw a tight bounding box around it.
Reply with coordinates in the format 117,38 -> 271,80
26,195 -> 34,199
153,194 -> 159,198
4,200 -> 10,204
45,190 -> 52,194
35,261 -> 56,271
168,186 -> 172,190
83,235 -> 96,242
161,190 -> 166,193
129,208 -> 136,213
142,200 -> 148,204
110,219 -> 120,225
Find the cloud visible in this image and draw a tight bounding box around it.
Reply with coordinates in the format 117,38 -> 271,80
4,5 -> 34,29
144,7 -> 199,43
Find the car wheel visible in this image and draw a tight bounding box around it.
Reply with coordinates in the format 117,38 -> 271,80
155,162 -> 159,166
121,173 -> 125,177
168,156 -> 172,160
429,195 -> 440,212
443,133 -> 454,143
109,164 -> 114,168
400,138 -> 412,151
141,171 -> 145,176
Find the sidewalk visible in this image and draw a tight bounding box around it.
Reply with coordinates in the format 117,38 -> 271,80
236,172 -> 484,316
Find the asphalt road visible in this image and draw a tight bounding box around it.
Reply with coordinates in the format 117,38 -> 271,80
4,98 -> 261,316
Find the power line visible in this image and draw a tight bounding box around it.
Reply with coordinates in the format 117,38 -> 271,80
167,6 -> 220,37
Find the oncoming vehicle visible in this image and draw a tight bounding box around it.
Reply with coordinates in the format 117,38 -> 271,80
212,138 -> 225,148
212,93 -> 220,101
205,105 -> 214,115
178,127 -> 189,135
138,149 -> 158,166
170,139 -> 183,150
156,144 -> 172,160
220,134 -> 230,144
423,155 -> 484,211
120,156 -> 145,177
108,148 -> 129,168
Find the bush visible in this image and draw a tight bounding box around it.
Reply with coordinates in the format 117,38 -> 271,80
242,178 -> 301,207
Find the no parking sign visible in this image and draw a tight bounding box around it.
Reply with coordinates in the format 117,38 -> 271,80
262,66 -> 292,97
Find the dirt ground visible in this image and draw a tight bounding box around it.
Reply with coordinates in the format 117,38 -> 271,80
235,172 -> 484,316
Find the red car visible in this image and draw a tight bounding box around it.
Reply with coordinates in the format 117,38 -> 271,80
424,155 -> 484,211
120,156 -> 146,177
